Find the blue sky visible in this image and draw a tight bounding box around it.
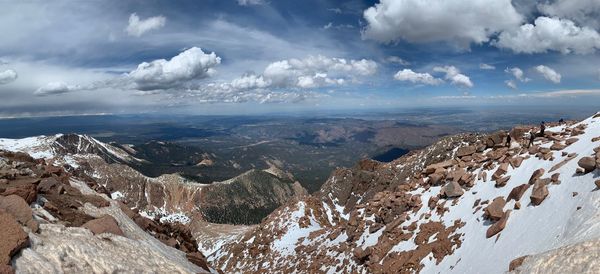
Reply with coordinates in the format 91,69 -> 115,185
0,0 -> 599,117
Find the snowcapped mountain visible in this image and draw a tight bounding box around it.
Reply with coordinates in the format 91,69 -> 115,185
206,112 -> 600,273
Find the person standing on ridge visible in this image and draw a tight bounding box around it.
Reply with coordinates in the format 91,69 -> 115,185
540,121 -> 546,137
506,134 -> 511,147
528,130 -> 535,148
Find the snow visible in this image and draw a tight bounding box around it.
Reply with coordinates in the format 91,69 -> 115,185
111,191 -> 125,200
0,135 -> 60,159
271,201 -> 322,256
418,113 -> 600,274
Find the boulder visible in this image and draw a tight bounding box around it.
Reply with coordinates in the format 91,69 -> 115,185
530,181 -> 549,206
550,142 -> 567,151
565,138 -> 579,145
595,180 -> 600,189
456,146 -> 476,157
428,172 -> 445,186
495,176 -> 511,188
0,209 -> 29,265
509,157 -> 524,168
0,195 -> 38,232
486,210 -> 511,238
492,163 -> 509,180
441,181 -> 464,198
186,252 -> 210,271
484,197 -> 506,222
509,256 -> 528,272
551,173 -> 560,184
36,177 -> 61,194
1,183 -> 37,204
528,168 -> 545,185
82,215 -> 125,236
577,157 -> 596,173
507,184 -> 529,202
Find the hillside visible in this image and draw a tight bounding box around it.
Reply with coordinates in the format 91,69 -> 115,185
206,112 -> 600,273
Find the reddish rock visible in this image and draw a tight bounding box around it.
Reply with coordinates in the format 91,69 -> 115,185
565,138 -> 579,145
551,173 -> 560,184
509,256 -> 528,271
486,210 -> 511,238
441,181 -> 464,198
509,157 -> 524,168
495,176 -> 511,188
428,173 -> 444,186
0,209 -> 29,265
0,265 -> 14,274
186,252 -> 210,271
514,202 -> 521,210
550,142 -> 567,151
456,146 -> 476,157
36,177 -> 61,194
577,157 -> 596,173
484,197 -> 506,222
507,184 -> 530,202
595,180 -> 600,189
82,215 -> 125,236
1,183 -> 37,204
530,181 -> 549,206
528,168 -> 545,185
0,195 -> 38,232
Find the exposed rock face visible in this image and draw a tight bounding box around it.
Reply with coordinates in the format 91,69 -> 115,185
0,195 -> 38,232
0,209 -> 29,266
82,215 -> 125,236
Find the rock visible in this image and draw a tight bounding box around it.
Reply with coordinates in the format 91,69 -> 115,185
82,215 -> 125,237
441,181 -> 464,198
0,195 -> 38,232
36,177 -> 61,194
428,172 -> 444,186
529,168 -> 545,185
551,173 -> 560,183
509,256 -> 528,272
495,176 -> 511,188
509,157 -> 524,168
456,146 -> 476,157
530,181 -> 549,206
577,157 -> 596,173
0,209 -> 29,265
576,167 -> 585,174
514,202 -> 521,210
507,184 -> 530,202
550,142 -> 567,151
486,210 -> 511,238
492,163 -> 509,180
0,265 -> 14,274
484,197 -> 506,222
565,138 -> 579,145
186,252 -> 210,271
1,183 -> 37,204
595,180 -> 600,189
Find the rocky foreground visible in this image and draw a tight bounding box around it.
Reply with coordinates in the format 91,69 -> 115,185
1,112 -> 600,273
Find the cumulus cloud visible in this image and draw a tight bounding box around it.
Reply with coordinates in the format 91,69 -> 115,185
0,69 -> 18,84
505,80 -> 517,90
393,69 -> 442,85
505,67 -> 530,82
538,0 -> 600,29
127,47 -> 221,90
262,55 -> 377,88
237,0 -> 265,6
534,65 -> 561,84
34,82 -> 79,96
433,66 -> 474,88
386,56 -> 410,66
495,16 -> 600,54
362,0 -> 522,47
479,63 -> 496,70
125,13 -> 166,37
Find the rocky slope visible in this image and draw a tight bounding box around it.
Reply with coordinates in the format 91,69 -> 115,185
204,112 -> 600,273
0,134 -> 306,225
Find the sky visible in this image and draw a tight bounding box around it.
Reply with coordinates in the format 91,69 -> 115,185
1,0 -> 600,117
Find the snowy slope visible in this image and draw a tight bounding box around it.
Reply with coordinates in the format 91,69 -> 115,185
419,114 -> 600,273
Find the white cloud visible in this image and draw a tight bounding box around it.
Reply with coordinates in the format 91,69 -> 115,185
387,56 -> 410,66
538,0 -> 600,29
262,55 -> 377,88
362,0 -> 522,48
0,69 -> 17,84
495,16 -> 600,54
433,66 -> 474,88
505,67 -> 530,82
323,22 -> 354,30
479,63 -> 496,70
237,0 -> 265,6
393,69 -> 442,85
328,8 -> 342,14
534,65 -> 561,84
598,69 -> 600,81
125,13 -> 166,37
127,47 -> 221,90
34,82 -> 79,96
505,79 -> 517,90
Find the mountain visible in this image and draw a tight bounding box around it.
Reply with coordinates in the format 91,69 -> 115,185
2,112 -> 600,273
204,112 -> 600,273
